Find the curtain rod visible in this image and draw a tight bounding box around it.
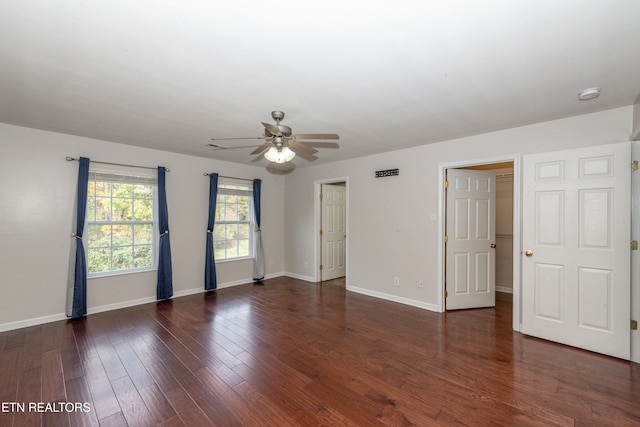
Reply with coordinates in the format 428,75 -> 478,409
66,156 -> 170,172
203,173 -> 253,182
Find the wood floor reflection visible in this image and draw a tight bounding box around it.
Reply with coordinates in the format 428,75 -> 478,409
1,277 -> 639,426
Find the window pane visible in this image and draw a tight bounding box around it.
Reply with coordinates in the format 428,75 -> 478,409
238,239 -> 249,257
214,240 -> 225,259
225,204 -> 238,221
88,224 -> 111,248
95,197 -> 110,221
133,199 -> 152,221
112,197 -> 132,221
238,198 -> 250,221
238,223 -> 250,239
134,224 -> 152,244
88,248 -> 110,273
225,240 -> 238,258
112,183 -> 133,198
134,245 -> 153,267
112,246 -> 133,270
225,224 -> 238,240
112,224 -> 133,246
94,182 -> 110,197
133,184 -> 153,199
215,201 -> 224,221
213,224 -> 226,240
87,197 -> 96,222
87,181 -> 95,197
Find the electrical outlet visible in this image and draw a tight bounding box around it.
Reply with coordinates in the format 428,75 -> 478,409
418,280 -> 424,288
270,258 -> 275,265
393,277 -> 400,286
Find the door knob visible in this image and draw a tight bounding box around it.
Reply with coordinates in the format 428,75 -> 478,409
525,250 -> 533,257
490,243 -> 497,248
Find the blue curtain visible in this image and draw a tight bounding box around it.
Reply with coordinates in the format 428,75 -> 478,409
157,166 -> 173,300
69,157 -> 90,319
253,179 -> 265,280
205,173 -> 219,291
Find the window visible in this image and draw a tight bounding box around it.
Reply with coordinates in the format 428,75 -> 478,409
86,172 -> 157,276
214,182 -> 253,261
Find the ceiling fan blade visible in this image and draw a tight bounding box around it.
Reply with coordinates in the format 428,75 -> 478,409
293,150 -> 319,162
250,142 -> 272,155
261,122 -> 282,136
292,133 -> 339,140
211,136 -> 264,141
208,143 -> 262,150
289,140 -> 318,155
295,142 -> 340,149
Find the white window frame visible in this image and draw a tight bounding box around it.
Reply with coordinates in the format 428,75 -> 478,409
85,170 -> 158,278
214,180 -> 254,263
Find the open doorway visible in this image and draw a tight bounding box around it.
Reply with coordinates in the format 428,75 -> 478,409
438,156 -> 522,330
443,163 -> 513,310
314,178 -> 349,286
457,162 -> 514,296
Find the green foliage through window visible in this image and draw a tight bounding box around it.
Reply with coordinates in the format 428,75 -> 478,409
86,172 -> 156,275
214,183 -> 253,260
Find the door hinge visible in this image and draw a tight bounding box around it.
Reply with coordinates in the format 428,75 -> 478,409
632,320 -> 638,330
632,160 -> 638,171
445,290 -> 448,298
320,193 -> 324,201
445,180 -> 449,189
319,264 -> 323,271
632,240 -> 638,250
320,229 -> 323,235
444,235 -> 448,244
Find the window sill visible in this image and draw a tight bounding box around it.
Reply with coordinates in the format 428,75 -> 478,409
88,266 -> 157,280
215,256 -> 254,264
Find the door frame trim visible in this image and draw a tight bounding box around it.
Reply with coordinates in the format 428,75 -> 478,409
631,141 -> 639,363
438,154 -> 522,332
314,177 -> 349,283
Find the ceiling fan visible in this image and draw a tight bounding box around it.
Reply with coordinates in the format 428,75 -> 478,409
209,111 -> 340,169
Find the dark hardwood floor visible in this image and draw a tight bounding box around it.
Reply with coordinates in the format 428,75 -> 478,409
1,277 -> 639,426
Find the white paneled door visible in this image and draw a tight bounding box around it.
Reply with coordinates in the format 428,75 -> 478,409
321,184 -> 346,281
446,169 -> 497,310
522,142 -> 631,360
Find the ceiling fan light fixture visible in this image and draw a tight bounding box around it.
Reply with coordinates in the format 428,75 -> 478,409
264,146 -> 296,163
578,87 -> 600,101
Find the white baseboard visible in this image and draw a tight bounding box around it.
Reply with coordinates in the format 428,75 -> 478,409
0,272 -> 286,333
88,295 -> 157,315
0,313 -> 69,333
283,272 -> 316,282
496,286 -> 513,294
347,285 -> 439,312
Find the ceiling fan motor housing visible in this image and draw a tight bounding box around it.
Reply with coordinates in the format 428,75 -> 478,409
271,110 -> 285,121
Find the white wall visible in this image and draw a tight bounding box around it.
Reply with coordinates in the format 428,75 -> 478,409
633,94 -> 640,140
0,106 -> 634,331
284,107 -> 633,309
0,123 -> 285,330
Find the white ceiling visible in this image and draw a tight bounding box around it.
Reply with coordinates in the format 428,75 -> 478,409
1,1 -> 640,170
